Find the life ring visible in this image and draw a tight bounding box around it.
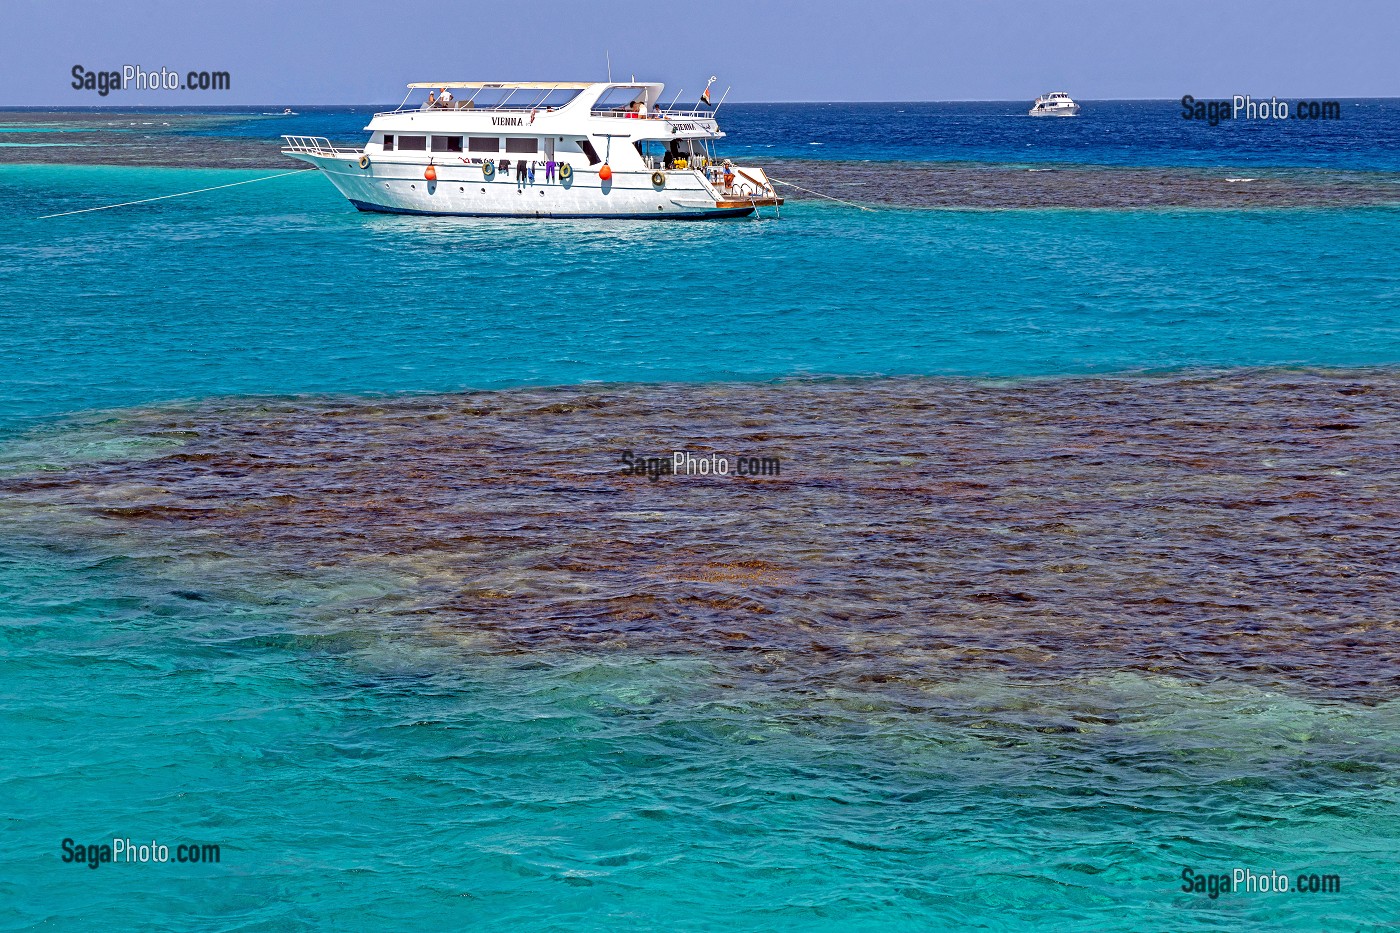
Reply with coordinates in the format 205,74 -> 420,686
482,160 -> 495,179
558,163 -> 573,181
358,154 -> 370,169
651,171 -> 665,188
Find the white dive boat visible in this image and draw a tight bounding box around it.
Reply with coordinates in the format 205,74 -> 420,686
282,81 -> 783,219
1029,92 -> 1080,117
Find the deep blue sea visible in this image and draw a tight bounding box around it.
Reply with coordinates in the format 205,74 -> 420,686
170,99 -> 1400,170
2,103 -> 1398,930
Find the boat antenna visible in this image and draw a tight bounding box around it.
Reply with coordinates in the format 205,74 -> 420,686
606,50 -> 612,83
712,86 -> 732,116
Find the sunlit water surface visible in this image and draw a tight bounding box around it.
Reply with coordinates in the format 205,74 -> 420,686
2,135 -> 1399,930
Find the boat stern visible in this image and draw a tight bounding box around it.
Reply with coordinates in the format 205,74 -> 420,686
704,163 -> 784,209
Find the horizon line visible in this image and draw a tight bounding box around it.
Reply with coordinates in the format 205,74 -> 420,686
2,95 -> 1397,110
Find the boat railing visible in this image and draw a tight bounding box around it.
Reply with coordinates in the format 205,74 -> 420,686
590,109 -> 669,120
373,102 -> 578,118
365,103 -> 720,122
700,164 -> 777,200
590,109 -> 717,121
282,135 -> 359,156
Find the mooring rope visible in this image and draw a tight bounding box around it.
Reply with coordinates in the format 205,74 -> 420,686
37,168 -> 314,219
769,177 -> 878,212
38,168 -> 875,218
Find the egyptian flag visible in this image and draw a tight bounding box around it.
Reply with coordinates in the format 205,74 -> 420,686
700,77 -> 716,108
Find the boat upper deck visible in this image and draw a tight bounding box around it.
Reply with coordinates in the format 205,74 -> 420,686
368,81 -> 723,136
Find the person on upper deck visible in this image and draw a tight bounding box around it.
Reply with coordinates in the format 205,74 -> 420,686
438,88 -> 453,108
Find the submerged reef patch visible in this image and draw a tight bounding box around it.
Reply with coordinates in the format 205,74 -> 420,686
4,371 -> 1399,703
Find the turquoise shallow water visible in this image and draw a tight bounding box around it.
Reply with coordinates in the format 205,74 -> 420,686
3,163 -> 1400,431
3,158 -> 1400,929
5,531 -> 1397,931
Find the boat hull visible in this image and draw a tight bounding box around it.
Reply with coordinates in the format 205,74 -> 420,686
346,199 -> 755,219
287,152 -> 774,219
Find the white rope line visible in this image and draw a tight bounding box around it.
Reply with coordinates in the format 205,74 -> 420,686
769,177 -> 878,212
37,169 -> 314,219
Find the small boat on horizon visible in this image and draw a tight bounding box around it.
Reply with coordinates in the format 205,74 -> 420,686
1029,92 -> 1080,117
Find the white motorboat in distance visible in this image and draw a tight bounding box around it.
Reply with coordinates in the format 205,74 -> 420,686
282,80 -> 783,219
1029,92 -> 1080,117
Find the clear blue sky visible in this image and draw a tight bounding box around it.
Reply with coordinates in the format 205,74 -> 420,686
3,0 -> 1396,105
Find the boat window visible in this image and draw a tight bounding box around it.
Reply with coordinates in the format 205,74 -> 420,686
382,134 -> 394,151
537,89 -> 581,109
468,137 -> 500,152
593,85 -> 646,112
457,87 -> 583,111
634,138 -> 707,169
577,138 -> 601,165
398,135 -> 427,151
505,137 -> 537,154
466,87 -> 516,109
431,135 -> 462,153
